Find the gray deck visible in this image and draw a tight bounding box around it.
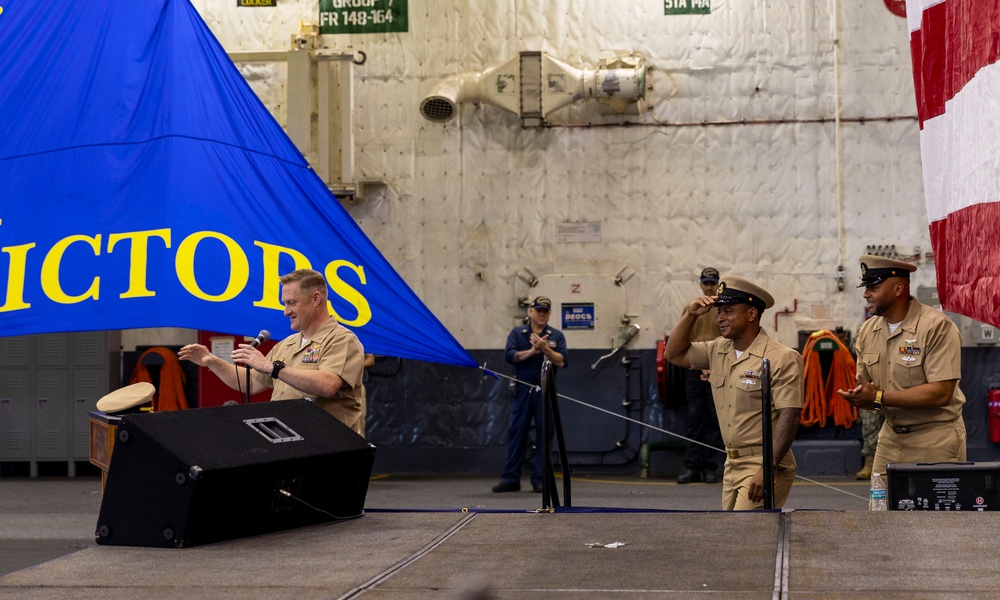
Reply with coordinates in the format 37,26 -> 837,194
3,475 -> 997,598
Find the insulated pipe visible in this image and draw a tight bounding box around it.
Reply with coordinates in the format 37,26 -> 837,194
421,53 -> 646,122
543,54 -> 647,117
419,56 -> 520,122
418,72 -> 488,122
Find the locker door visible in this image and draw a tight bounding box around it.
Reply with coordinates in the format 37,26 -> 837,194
73,369 -> 108,459
34,370 -> 71,459
0,370 -> 32,460
0,335 -> 32,367
73,331 -> 108,367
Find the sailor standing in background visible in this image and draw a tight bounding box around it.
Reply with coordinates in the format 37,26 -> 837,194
675,267 -> 725,484
492,297 -> 568,493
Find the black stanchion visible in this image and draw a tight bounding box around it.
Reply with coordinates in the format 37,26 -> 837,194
540,359 -> 572,509
760,357 -> 775,510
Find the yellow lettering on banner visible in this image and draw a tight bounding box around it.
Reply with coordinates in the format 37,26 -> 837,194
254,241 -> 311,310
107,229 -> 172,298
0,243 -> 36,312
176,231 -> 249,302
41,234 -> 101,304
325,259 -> 371,327
2,225 -> 378,322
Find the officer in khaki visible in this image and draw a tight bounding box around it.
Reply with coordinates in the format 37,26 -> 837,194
179,268 -> 367,435
665,275 -> 803,510
837,256 -> 966,476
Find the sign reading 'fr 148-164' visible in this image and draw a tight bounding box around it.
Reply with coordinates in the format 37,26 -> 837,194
319,0 -> 408,34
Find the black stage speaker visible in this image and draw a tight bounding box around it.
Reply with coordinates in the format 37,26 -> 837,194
887,461 -> 1000,511
95,398 -> 375,548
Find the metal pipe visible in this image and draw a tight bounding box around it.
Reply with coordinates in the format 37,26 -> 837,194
547,115 -> 917,129
773,299 -> 798,331
831,0 -> 847,299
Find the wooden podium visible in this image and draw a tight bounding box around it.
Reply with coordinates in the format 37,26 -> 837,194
89,412 -> 121,492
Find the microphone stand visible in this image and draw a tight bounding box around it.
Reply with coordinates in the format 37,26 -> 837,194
245,362 -> 252,404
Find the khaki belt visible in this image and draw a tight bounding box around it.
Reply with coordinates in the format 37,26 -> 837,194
727,445 -> 763,459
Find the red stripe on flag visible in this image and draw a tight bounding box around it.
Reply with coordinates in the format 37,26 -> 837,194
929,201 -> 1000,329
911,0 -> 1000,128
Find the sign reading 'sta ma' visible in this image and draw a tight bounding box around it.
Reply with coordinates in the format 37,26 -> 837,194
320,0 -> 408,34
664,0 -> 710,15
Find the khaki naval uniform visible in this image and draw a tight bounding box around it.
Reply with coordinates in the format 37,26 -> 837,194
691,310 -> 722,343
681,309 -> 724,475
688,329 -> 803,510
252,318 -> 367,435
855,298 -> 966,475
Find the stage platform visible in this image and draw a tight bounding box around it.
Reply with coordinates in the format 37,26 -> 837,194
3,475 -> 1000,598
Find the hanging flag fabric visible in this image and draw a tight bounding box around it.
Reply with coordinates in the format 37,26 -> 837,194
0,0 -> 476,368
907,0 -> 1000,326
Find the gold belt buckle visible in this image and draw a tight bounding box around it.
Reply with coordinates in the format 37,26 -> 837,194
727,448 -> 740,459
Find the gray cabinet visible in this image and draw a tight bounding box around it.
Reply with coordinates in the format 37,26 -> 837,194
0,332 -> 119,476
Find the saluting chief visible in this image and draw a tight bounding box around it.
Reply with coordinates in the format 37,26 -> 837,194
664,275 -> 803,510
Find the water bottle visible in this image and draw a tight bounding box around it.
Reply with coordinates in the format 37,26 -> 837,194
869,472 -> 887,511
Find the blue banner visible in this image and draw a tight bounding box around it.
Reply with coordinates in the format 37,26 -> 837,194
0,0 -> 476,368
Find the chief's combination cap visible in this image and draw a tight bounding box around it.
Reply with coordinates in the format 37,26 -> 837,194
96,382 -> 155,414
857,255 -> 917,288
714,274 -> 775,311
531,296 -> 552,310
700,267 -> 720,283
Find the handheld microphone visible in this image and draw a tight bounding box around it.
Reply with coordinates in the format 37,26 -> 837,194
250,330 -> 270,348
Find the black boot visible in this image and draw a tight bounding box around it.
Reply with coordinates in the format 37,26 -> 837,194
676,469 -> 702,484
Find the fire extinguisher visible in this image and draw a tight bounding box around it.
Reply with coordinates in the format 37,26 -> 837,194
990,388 -> 1000,443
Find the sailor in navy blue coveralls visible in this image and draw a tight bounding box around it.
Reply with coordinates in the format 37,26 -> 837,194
493,296 -> 569,493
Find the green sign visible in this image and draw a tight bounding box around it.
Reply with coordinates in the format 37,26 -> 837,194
664,0 -> 710,15
319,0 -> 408,34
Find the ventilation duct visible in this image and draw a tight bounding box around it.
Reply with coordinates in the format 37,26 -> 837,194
419,52 -> 647,124
418,55 -> 520,123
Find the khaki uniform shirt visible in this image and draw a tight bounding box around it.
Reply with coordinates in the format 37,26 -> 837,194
687,329 -> 804,449
691,310 -> 722,343
855,298 -> 965,428
252,318 -> 366,434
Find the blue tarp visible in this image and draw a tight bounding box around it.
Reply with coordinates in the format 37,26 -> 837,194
0,0 -> 476,368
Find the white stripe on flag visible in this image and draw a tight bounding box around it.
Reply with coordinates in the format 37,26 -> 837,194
921,59 -> 1000,222
907,0 -> 946,33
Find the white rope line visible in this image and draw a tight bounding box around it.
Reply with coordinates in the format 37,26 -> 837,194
482,365 -> 868,503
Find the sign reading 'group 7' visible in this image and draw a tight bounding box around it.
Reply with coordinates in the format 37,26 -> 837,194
319,0 -> 408,34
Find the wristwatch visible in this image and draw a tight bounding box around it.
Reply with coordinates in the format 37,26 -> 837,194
873,389 -> 884,412
271,361 -> 286,380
